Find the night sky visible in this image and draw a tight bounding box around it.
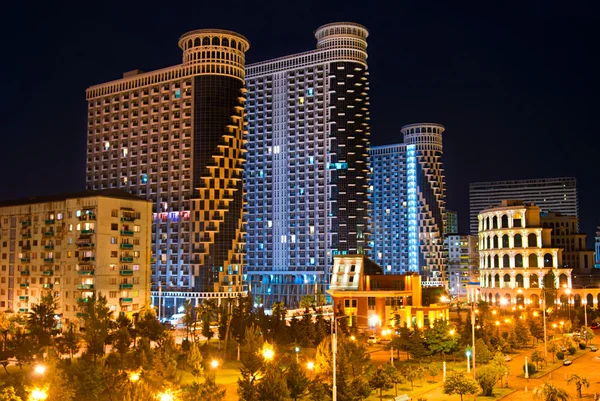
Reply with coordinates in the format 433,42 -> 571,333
1,1 -> 599,243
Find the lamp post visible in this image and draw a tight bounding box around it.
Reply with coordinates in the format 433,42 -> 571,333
466,349 -> 472,373
471,302 -> 476,378
565,288 -> 572,321
30,389 -> 48,401
294,346 -> 300,363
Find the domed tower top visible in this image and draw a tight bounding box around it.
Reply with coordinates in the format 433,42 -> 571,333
401,123 -> 445,150
178,29 -> 250,81
314,22 -> 369,51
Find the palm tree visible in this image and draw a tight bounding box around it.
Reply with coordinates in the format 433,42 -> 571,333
567,374 -> 589,398
533,382 -> 570,401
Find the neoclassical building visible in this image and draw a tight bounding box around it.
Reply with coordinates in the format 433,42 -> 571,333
477,200 -> 570,307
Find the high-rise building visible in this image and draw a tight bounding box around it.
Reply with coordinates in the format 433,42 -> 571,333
370,123 -> 446,286
444,234 -> 478,298
469,177 -> 578,234
244,22 -> 371,307
0,190 -> 152,323
444,210 -> 458,235
85,29 -> 250,316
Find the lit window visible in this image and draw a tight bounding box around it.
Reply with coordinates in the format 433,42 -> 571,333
281,235 -> 287,243
290,235 -> 296,243
309,226 -> 315,234
76,210 -> 81,217
141,174 -> 148,184
267,220 -> 272,228
299,97 -> 304,104
122,147 -> 128,157
104,141 -> 110,150
307,88 -> 314,96
175,90 -> 181,98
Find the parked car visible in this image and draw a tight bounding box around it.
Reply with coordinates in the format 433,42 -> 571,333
560,346 -> 567,352
367,335 -> 380,345
591,346 -> 598,352
503,355 -> 512,362
380,337 -> 391,345
591,324 -> 599,330
563,359 -> 573,366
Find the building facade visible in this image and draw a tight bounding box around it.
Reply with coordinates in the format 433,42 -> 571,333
445,234 -> 478,298
244,22 -> 371,307
469,177 -> 578,234
327,255 -> 449,330
370,123 -> 446,286
85,29 -> 250,316
444,210 -> 458,235
0,190 -> 152,324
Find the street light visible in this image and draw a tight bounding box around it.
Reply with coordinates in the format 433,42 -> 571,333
465,349 -> 472,373
157,390 -> 175,401
294,346 -> 300,363
262,344 -> 274,361
30,389 -> 48,401
33,364 -> 46,376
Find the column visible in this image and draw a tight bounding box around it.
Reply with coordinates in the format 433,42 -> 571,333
509,234 -> 514,249
524,274 -> 530,288
510,273 -> 516,289
537,230 -> 542,248
491,275 -> 496,289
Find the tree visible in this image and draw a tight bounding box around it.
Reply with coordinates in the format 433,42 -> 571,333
402,366 -> 423,391
307,380 -> 331,401
476,366 -> 499,396
56,322 -> 80,359
580,326 -> 595,345
567,374 -> 589,398
81,293 -> 113,362
424,319 -> 457,360
384,364 -> 404,397
237,326 -> 264,401
285,362 -> 309,401
427,363 -> 440,382
513,318 -> 532,349
369,366 -> 393,401
187,342 -> 203,379
182,378 -> 226,401
529,316 -> 545,344
548,342 -> 559,363
475,338 -> 492,364
0,387 -> 22,401
134,307 -> 165,343
407,327 -> 429,361
27,292 -> 58,350
443,370 -> 480,401
314,336 -> 332,379
533,382 -> 570,401
491,352 -> 510,387
531,350 -> 546,370
299,294 -> 315,310
257,365 -> 290,401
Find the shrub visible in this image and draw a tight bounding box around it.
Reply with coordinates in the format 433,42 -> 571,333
568,346 -> 577,355
579,342 -> 586,350
557,352 -> 565,360
523,362 -> 537,375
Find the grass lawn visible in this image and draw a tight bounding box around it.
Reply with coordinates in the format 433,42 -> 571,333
528,348 -> 589,379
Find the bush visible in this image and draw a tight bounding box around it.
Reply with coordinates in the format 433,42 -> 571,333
523,362 -> 537,375
568,346 -> 577,355
557,352 -> 565,360
579,342 -> 586,350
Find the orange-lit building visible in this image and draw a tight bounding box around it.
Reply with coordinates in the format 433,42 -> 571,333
327,255 -> 449,331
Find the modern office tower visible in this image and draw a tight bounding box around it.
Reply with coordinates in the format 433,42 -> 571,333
243,22 -> 371,307
477,200 -> 569,307
370,123 -> 447,286
444,234 -> 478,298
0,190 -> 152,323
85,30 -> 250,316
469,177 -> 579,234
444,210 -> 458,235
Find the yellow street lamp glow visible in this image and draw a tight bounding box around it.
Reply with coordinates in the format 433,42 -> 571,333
350,335 -> 356,341
495,321 -> 500,326
449,329 -> 456,336
30,389 -> 48,401
492,310 -> 497,315
157,390 -> 174,401
500,298 -> 508,306
565,288 -> 571,294
306,361 -> 315,370
553,323 -> 557,328
129,371 -> 141,383
211,359 -> 219,369
533,311 -> 539,317
33,364 -> 46,375
262,345 -> 274,361
560,321 -> 564,326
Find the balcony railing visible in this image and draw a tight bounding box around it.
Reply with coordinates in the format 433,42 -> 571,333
120,269 -> 134,275
43,270 -> 54,276
120,283 -> 133,289
77,284 -> 94,290
19,296 -> 28,301
42,284 -> 53,289
120,297 -> 133,303
22,233 -> 31,239
20,270 -> 30,275
45,219 -> 55,225
79,257 -> 95,262
19,308 -> 28,313
81,229 -> 95,235
44,244 -> 54,250
120,243 -> 134,249
120,230 -> 134,236
43,258 -> 54,263
121,216 -> 136,222
20,258 -> 30,263
77,270 -> 95,275
77,242 -> 95,249
19,283 -> 29,288
43,232 -> 55,237
120,257 -> 134,263
77,298 -> 90,303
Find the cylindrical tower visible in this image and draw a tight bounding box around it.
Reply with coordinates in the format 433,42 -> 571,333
478,200 -> 568,308
314,22 -> 369,65
179,29 -> 250,294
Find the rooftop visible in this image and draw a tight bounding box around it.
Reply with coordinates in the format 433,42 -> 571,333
0,189 -> 148,208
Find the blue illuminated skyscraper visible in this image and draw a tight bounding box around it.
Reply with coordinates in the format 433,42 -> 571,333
370,123 -> 447,286
244,22 -> 371,307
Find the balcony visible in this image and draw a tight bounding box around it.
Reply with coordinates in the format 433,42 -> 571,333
120,243 -> 134,249
22,233 -> 31,239
120,283 -> 133,289
77,270 -> 95,275
19,308 -> 28,313
22,244 -> 31,250
81,229 -> 95,235
43,232 -> 55,237
79,257 -> 95,262
43,270 -> 54,276
76,313 -> 86,318
19,283 -> 29,288
77,298 -> 90,304
20,270 -> 30,276
20,258 -> 30,263
21,220 -> 31,227
120,297 -> 133,303
79,214 -> 96,221
121,216 -> 136,222
45,219 -> 55,225
42,284 -> 53,289
43,258 -> 54,263
77,242 -> 95,249
77,284 -> 94,290
120,257 -> 134,263
19,296 -> 28,301
120,230 -> 134,236
44,244 -> 54,250
120,269 -> 134,275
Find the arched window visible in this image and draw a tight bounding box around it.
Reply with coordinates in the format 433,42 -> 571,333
514,234 -> 522,248
559,274 -> 568,287
530,274 -> 539,288
222,37 -> 229,47
502,234 -> 509,248
486,217 -> 491,230
543,253 -> 553,267
528,233 -> 537,247
202,37 -> 210,46
494,274 -> 500,288
187,39 -> 193,48
194,37 -> 201,47
493,235 -> 498,249
231,39 -> 237,49
493,255 -> 499,268
492,216 -> 498,229
503,254 -> 510,268
503,274 -> 511,283
515,254 -> 523,267
529,253 -> 538,267
487,255 -> 491,268
486,236 -> 490,249
501,214 -> 509,228
515,274 -> 524,288
212,37 -> 220,46
513,213 -> 522,228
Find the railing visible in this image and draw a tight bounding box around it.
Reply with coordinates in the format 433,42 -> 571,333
77,284 -> 94,290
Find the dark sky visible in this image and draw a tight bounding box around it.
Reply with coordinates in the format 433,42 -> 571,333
1,1 -> 599,243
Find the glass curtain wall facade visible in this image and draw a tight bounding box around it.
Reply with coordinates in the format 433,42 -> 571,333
244,22 -> 371,307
